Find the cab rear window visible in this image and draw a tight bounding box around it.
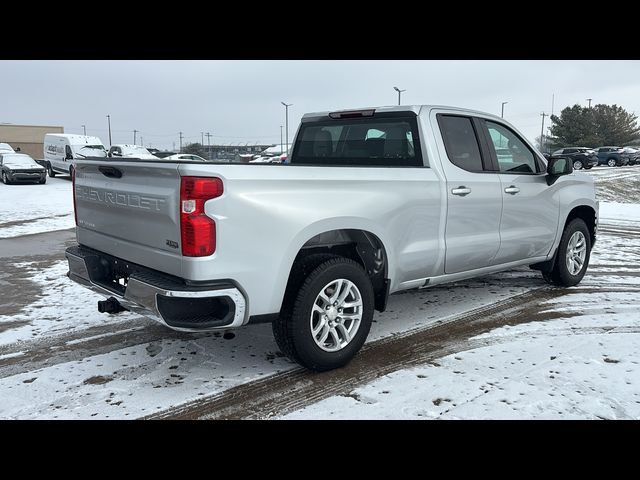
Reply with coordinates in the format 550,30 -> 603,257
290,116 -> 423,167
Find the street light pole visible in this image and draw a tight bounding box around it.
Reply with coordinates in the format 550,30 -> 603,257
106,115 -> 112,147
133,129 -> 138,145
393,86 -> 406,105
587,98 -> 593,108
281,102 -> 292,156
179,132 -> 183,153
280,125 -> 283,154
82,124 -> 86,135
201,132 -> 204,145
501,101 -> 508,118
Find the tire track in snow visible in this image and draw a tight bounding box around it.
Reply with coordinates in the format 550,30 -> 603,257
149,285 -> 636,420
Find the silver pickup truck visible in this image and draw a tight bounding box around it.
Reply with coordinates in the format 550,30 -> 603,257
66,105 -> 598,371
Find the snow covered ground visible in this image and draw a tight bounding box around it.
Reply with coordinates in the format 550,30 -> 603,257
0,164 -> 638,419
283,285 -> 640,419
0,177 -> 74,238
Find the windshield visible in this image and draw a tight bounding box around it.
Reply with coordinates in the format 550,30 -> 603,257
121,146 -> 152,156
75,145 -> 107,158
3,154 -> 38,166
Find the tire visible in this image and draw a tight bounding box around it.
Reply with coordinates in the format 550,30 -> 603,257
39,177 -> 46,184
584,165 -> 593,170
542,218 -> 591,287
1,172 -> 10,185
273,256 -> 374,372
47,164 -> 56,177
573,160 -> 583,170
607,158 -> 617,167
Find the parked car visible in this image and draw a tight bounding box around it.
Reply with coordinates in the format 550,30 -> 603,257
108,145 -> 159,160
0,142 -> 15,154
153,151 -> 177,159
622,146 -> 640,165
164,154 -> 207,162
594,146 -> 629,167
66,105 -> 597,372
250,154 -> 285,164
1,153 -> 46,184
44,134 -> 107,178
550,147 -> 598,170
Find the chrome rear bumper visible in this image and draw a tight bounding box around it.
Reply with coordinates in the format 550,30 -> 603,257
65,246 -> 247,331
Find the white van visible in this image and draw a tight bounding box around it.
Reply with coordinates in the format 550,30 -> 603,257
44,134 -> 107,177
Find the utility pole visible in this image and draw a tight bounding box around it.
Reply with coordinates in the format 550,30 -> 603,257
281,102 -> 292,155
140,136 -> 143,146
587,98 -> 593,108
205,132 -> 212,160
179,132 -> 183,152
81,124 -> 86,135
280,125 -> 283,154
133,129 -> 138,145
501,101 -> 508,118
106,115 -> 112,147
540,112 -> 548,153
394,86 -> 406,105
551,94 -> 555,117
201,132 -> 204,145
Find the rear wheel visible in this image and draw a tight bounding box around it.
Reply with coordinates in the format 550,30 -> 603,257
573,160 -> 583,170
607,158 -> 617,167
542,218 -> 591,287
273,256 -> 374,372
47,164 -> 56,177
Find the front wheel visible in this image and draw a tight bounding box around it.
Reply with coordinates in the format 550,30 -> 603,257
573,160 -> 583,170
1,171 -> 10,185
584,165 -> 593,170
607,158 -> 617,167
542,218 -> 591,287
273,257 -> 374,372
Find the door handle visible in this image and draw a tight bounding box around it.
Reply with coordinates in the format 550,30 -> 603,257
451,186 -> 471,196
504,185 -> 520,195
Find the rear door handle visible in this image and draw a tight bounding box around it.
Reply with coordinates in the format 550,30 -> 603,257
504,186 -> 520,195
451,186 -> 472,196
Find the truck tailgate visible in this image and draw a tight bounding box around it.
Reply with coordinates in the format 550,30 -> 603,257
74,160 -> 183,273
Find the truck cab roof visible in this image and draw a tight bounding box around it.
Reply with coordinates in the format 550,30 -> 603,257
301,105 -> 505,123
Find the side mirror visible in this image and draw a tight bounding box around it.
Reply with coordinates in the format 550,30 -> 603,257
546,157 -> 573,185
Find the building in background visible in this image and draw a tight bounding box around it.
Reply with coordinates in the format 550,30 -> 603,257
0,124 -> 64,158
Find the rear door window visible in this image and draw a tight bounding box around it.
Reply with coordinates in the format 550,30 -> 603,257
290,115 -> 423,167
437,115 -> 485,172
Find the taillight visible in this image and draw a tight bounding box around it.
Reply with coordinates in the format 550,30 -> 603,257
72,168 -> 77,225
180,176 -> 223,257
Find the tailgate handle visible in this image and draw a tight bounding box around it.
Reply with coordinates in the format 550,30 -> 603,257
98,166 -> 123,179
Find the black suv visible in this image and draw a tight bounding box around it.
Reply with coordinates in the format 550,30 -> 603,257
595,146 -> 630,167
549,147 -> 598,170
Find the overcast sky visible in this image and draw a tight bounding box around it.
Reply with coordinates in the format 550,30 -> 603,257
1,60 -> 639,150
